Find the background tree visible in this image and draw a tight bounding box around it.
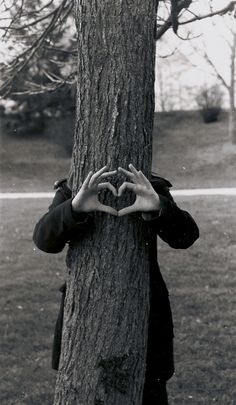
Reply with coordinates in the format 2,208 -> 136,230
202,26 -> 236,143
187,12 -> 236,142
196,84 -> 224,123
0,0 -> 76,95
152,1 -> 236,142
155,49 -> 195,111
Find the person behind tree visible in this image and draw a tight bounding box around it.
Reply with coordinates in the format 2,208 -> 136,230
33,163 -> 199,405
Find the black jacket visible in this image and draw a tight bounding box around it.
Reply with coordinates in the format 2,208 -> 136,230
33,176 -> 199,378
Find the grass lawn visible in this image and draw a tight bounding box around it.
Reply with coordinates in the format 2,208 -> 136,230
1,110 -> 236,192
153,111 -> 236,189
0,111 -> 235,403
0,196 -> 235,404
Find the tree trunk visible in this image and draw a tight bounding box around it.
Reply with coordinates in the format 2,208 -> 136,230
54,1 -> 157,404
229,33 -> 236,144
229,91 -> 236,144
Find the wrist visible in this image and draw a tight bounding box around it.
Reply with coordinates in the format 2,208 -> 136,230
71,201 -> 89,222
150,194 -> 161,211
142,195 -> 160,220
71,198 -> 86,213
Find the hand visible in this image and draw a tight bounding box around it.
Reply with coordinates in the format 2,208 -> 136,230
72,166 -> 118,216
117,164 -> 160,217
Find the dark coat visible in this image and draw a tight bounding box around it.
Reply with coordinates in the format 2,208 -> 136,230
33,176 -> 199,380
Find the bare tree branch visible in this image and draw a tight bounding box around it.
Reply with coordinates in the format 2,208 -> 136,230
2,0 -> 26,38
20,0 -> 55,17
0,0 -> 71,96
203,51 -> 230,90
44,45 -> 77,57
8,8 -> 57,31
157,47 -> 179,58
1,0 -> 234,96
170,0 -> 179,33
179,1 -> 236,26
156,0 -> 192,40
189,40 -> 230,91
156,1 -> 236,41
175,30 -> 202,41
10,71 -> 76,96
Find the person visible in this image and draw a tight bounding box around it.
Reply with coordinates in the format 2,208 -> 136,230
33,163 -> 199,404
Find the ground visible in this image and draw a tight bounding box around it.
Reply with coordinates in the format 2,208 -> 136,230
0,111 -> 235,404
1,110 -> 236,192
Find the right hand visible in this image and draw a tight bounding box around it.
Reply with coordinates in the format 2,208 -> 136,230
71,166 -> 118,216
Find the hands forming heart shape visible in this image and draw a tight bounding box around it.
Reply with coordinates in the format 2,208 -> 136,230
72,163 -> 160,217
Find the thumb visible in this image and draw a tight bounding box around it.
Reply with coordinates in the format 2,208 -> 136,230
118,204 -> 137,217
97,203 -> 118,216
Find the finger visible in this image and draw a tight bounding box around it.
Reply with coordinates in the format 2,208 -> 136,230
118,204 -> 137,217
97,203 -> 118,216
97,182 -> 117,197
99,170 -> 117,179
128,163 -> 140,177
82,171 -> 93,189
118,167 -> 136,181
118,182 -> 136,197
138,170 -> 151,186
89,165 -> 108,186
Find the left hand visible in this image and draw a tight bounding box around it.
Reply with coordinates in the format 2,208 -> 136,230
117,164 -> 160,217
71,166 -> 118,216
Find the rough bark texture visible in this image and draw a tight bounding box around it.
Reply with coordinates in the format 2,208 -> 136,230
54,1 -> 157,404
229,33 -> 236,144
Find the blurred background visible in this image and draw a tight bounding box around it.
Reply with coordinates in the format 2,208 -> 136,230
0,1 -> 236,404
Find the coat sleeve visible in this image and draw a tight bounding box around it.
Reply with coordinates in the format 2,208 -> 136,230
33,184 -> 92,254
143,179 -> 199,249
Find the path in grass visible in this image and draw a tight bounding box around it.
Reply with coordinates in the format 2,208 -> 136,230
1,188 -> 236,199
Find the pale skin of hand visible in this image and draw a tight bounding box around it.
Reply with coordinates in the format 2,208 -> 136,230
117,164 -> 161,217
71,165 -> 118,216
71,163 -> 160,217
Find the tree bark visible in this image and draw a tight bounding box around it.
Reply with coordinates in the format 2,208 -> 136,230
229,33 -> 236,144
54,1 -> 158,404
